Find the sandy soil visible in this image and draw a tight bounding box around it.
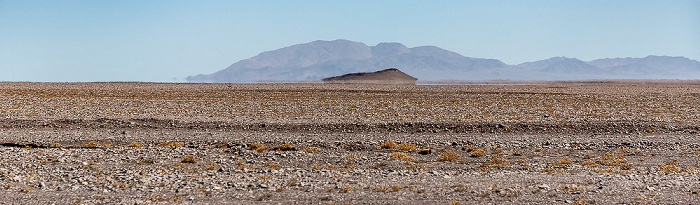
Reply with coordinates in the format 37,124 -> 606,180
0,81 -> 699,204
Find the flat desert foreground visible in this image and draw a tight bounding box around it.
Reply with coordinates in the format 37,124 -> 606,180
1,81 -> 699,204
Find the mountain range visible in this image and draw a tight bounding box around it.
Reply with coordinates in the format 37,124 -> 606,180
186,39 -> 700,82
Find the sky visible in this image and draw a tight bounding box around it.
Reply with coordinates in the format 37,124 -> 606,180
1,0 -> 699,82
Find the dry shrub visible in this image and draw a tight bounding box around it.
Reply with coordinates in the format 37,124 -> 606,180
449,200 -> 463,205
438,151 -> 460,161
519,158 -> 531,169
512,149 -> 522,156
258,174 -> 271,180
265,161 -> 280,169
248,143 -> 267,153
594,168 -> 615,173
113,182 -> 129,188
339,186 -> 352,193
214,141 -> 229,149
581,160 -> 597,166
534,148 -> 543,152
373,185 -> 401,193
551,157 -> 572,166
181,155 -> 196,163
235,160 -> 246,169
481,155 -> 512,167
303,147 -> 321,153
470,149 -> 486,157
343,153 -> 359,158
84,140 -> 99,147
658,162 -> 681,173
391,185 -> 401,192
159,141 -> 184,147
205,162 -> 217,171
127,142 -> 143,148
465,145 -> 476,152
620,164 -> 633,170
560,184 -> 585,192
597,153 -> 626,166
389,152 -> 413,161
324,165 -> 344,171
398,143 -> 417,151
540,167 -> 556,173
380,141 -> 398,149
275,144 -> 295,151
373,186 -> 389,192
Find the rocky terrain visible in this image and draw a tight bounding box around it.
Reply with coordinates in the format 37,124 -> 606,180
1,81 -> 699,204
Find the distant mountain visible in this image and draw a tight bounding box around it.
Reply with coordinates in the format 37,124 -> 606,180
187,39 -> 700,82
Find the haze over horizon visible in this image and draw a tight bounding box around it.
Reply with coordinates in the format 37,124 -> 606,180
2,0 -> 699,82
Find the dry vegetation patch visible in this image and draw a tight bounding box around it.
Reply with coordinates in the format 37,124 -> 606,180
380,141 -> 398,149
248,143 -> 267,153
159,141 -> 184,147
303,147 -> 321,153
438,151 -> 460,162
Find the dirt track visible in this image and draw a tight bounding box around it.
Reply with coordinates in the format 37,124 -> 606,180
1,81 -> 699,204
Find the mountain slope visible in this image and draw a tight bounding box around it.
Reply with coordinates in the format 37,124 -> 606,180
187,40 -> 700,82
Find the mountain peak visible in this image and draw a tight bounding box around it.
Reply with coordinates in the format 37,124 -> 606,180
371,42 -> 410,57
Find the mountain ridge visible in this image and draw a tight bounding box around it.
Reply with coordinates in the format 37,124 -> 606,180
187,39 -> 700,82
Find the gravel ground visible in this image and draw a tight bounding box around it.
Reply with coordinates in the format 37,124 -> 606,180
1,81 -> 699,204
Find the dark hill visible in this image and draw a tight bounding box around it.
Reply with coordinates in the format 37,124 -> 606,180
322,68 -> 417,85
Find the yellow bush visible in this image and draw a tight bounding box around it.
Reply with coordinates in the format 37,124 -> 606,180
439,151 -> 460,161
303,147 -> 321,153
380,141 -> 398,149
398,143 -> 417,151
181,155 -> 196,163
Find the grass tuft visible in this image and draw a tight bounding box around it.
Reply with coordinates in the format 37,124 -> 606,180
84,140 -> 99,147
380,141 -> 398,149
398,143 -> 417,151
438,151 -> 460,161
248,143 -> 267,153
389,152 -> 413,161
159,141 -> 184,147
303,147 -> 321,153
275,143 -> 295,151
481,155 -> 512,167
181,155 -> 196,163
339,186 -> 352,193
469,149 -> 486,157
343,153 -> 359,158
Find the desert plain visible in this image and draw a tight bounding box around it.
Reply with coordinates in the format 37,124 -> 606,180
0,81 -> 699,204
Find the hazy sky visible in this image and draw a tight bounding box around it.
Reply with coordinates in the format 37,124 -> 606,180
1,0 -> 699,82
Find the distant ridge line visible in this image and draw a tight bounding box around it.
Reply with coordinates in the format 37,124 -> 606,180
187,39 -> 700,83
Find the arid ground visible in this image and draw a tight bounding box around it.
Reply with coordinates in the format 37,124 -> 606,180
1,81 -> 699,204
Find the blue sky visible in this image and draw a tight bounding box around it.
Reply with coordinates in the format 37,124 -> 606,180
1,0 -> 698,82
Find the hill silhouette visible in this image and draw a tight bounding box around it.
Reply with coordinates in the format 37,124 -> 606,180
322,68 -> 417,85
